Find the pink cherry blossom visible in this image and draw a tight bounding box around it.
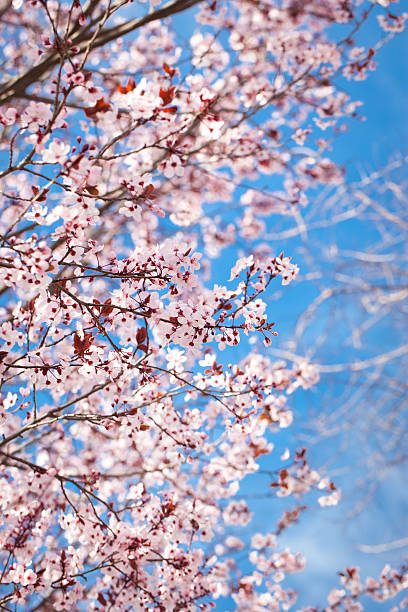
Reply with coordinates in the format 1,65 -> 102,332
42,139 -> 71,164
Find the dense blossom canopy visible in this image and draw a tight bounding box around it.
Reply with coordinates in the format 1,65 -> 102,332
0,0 -> 406,610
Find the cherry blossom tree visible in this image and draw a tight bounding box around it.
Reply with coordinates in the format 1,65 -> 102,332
0,0 -> 407,610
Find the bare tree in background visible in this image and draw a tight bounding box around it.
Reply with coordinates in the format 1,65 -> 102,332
266,155 -> 408,550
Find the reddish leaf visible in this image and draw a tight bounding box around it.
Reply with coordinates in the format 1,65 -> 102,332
144,184 -> 155,196
100,298 -> 114,317
127,406 -> 139,416
84,98 -> 111,118
116,77 -> 136,94
161,105 -> 178,114
84,185 -> 99,196
32,186 -> 49,202
159,86 -> 175,106
163,62 -> 176,77
136,327 -> 147,345
249,442 -> 269,458
268,128 -> 279,140
73,332 -> 94,357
